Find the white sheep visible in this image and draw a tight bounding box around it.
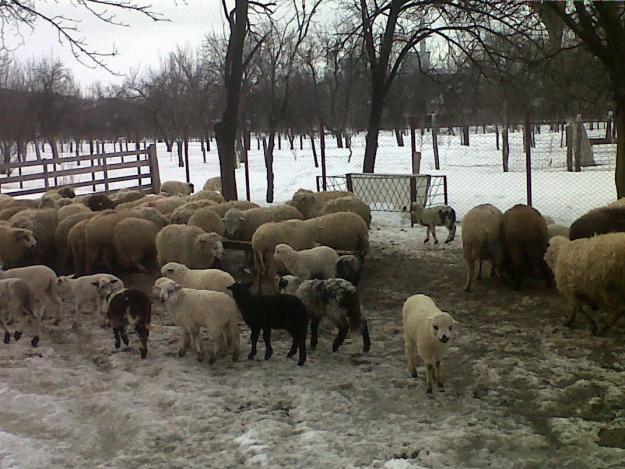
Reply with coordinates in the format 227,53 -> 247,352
160,262 -> 234,296
160,180 -> 194,196
409,202 -> 457,244
402,294 -> 457,393
157,279 -> 240,364
56,274 -> 124,325
0,265 -> 63,325
273,244 -> 338,280
0,278 -> 41,347
303,212 -> 369,254
156,225 -> 224,268
223,205 -> 303,241
547,223 -> 570,240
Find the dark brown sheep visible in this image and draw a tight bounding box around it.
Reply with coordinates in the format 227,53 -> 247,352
84,194 -> 115,212
569,206 -> 625,240
501,204 -> 552,289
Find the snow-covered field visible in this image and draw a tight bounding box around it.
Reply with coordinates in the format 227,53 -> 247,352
1,224 -> 624,468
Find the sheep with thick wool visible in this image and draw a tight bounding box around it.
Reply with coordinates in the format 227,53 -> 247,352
57,203 -> 90,222
410,202 -> 457,244
188,208 -> 225,236
55,212 -> 95,272
203,176 -> 222,193
569,206 -> 625,240
461,204 -> 504,292
0,278 -> 41,347
67,218 -> 92,274
169,199 -> 218,224
10,208 -> 58,265
110,190 -> 146,206
160,180 -> 194,196
547,223 -> 570,240
273,244 -> 338,280
161,262 -> 234,295
130,206 -> 169,229
402,294 -> 457,393
289,189 -> 353,218
156,224 -> 223,268
84,210 -> 130,272
0,225 -> 37,269
278,275 -> 370,353
0,265 -> 63,325
116,194 -> 164,211
304,212 -> 369,254
545,234 -> 625,336
114,217 -> 160,272
336,254 -> 363,286
319,196 -> 372,227
223,205 -> 303,241
56,274 -> 123,325
157,278 -> 240,363
149,196 -> 188,216
188,190 -> 225,204
207,200 -> 259,218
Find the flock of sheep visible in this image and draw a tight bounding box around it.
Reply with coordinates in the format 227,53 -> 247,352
0,176 -> 623,394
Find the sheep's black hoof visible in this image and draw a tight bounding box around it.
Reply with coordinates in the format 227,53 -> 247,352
248,352 -> 256,360
423,239 -> 428,244
438,384 -> 445,391
121,335 -> 130,347
14,331 -> 22,341
297,360 -> 305,366
434,240 -> 439,245
31,336 -> 39,347
114,339 -> 121,349
140,348 -> 147,359
264,351 -> 273,360
178,348 -> 187,357
426,387 -> 433,394
208,355 -> 217,365
197,352 -> 204,362
590,322 -> 598,336
4,332 -> 10,344
564,319 -> 574,329
410,370 -> 418,378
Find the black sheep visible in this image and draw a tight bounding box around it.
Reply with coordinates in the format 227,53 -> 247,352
84,194 -> 115,212
106,288 -> 151,359
570,206 -> 625,240
227,282 -> 308,366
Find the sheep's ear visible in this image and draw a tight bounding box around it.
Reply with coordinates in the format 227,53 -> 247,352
91,281 -> 99,287
110,278 -> 119,284
453,318 -> 459,325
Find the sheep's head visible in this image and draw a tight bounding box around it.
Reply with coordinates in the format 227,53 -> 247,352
85,194 -> 114,212
273,243 -> 293,260
158,279 -> 181,303
12,228 -> 36,248
544,235 -> 569,272
93,277 -> 122,300
187,183 -> 195,194
428,312 -> 457,344
277,275 -> 300,295
223,208 -> 244,237
38,194 -> 57,209
57,186 -> 76,199
11,217 -> 34,232
226,281 -> 254,298
161,262 -> 186,278
291,191 -> 315,213
410,202 -> 424,217
198,232 -> 224,259
152,277 -> 171,299
56,275 -> 74,294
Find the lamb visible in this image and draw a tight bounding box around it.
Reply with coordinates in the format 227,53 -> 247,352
169,200 -> 218,224
501,204 -> 552,289
251,219 -> 317,288
277,275 -> 370,353
206,200 -> 259,218
160,180 -> 195,196
409,202 -> 457,244
289,189 -> 353,218
56,274 -> 123,324
545,234 -> 625,336
336,254 -> 364,286
461,204 -> 505,292
223,205 -> 303,241
156,224 -> 224,268
547,223 -> 570,240
203,176 -> 222,193
319,196 -> 372,227
188,190 -> 225,204
228,282 -> 308,366
569,206 -> 625,240
0,265 -> 63,325
187,208 -> 225,236
157,279 -> 240,363
114,218 -> 160,272
83,194 -> 115,212
103,288 -> 151,359
402,294 -> 457,393
0,225 -> 37,269
273,244 -> 338,280
161,262 -> 234,295
0,278 -> 41,347
304,212 -> 369,254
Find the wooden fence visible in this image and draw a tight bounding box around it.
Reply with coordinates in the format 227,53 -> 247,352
0,144 -> 161,197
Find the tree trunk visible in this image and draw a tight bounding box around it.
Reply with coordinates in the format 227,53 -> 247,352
263,133 -> 275,203
615,104 -> 625,198
502,126 -> 510,172
201,139 -> 206,163
165,140 -> 173,152
335,132 -> 343,148
310,133 -> 319,168
394,128 -> 404,147
49,139 -> 59,160
362,95 -> 384,173
176,140 -> 184,167
34,141 -> 41,160
461,126 -> 470,146
495,125 -> 500,150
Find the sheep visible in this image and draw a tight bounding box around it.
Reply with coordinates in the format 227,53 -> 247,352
569,206 -> 625,240
169,199 -> 218,224
461,204 -> 505,292
84,210 -> 131,272
0,278 -> 41,347
251,219 -> 317,288
57,203 -> 90,222
319,196 -> 372,227
0,205 -> 29,221
10,208 -> 58,265
501,204 -> 552,289
409,202 -> 457,244
290,189 -> 353,218
188,189 -> 225,204
103,288 -> 151,359
206,200 -> 259,218
160,180 -> 195,196
46,186 -> 76,200
56,274 -> 123,324
110,190 -> 146,206
547,223 -> 570,240
149,196 -> 188,215
277,275 -> 370,353
223,205 -> 303,241
0,265 -> 63,325
336,254 -> 364,286
228,282 -> 308,366
203,176 -> 222,193
157,279 -> 240,363
402,294 -> 457,393
187,208 -> 225,236
116,194 -> 164,211
304,212 -> 369,254
156,224 -> 224,268
0,225 -> 37,269
83,194 -> 115,212
273,244 -> 338,280
67,219 -> 91,275
545,234 -> 625,336
55,212 -> 96,272
129,206 -> 169,229
161,262 -> 234,295
543,215 -> 555,225
114,217 -> 160,272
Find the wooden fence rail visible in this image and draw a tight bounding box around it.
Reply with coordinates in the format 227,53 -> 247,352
0,144 -> 161,197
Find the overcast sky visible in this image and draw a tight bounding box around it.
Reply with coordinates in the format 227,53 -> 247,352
8,0 -> 225,88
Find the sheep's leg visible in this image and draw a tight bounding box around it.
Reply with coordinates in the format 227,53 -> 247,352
596,309 -> 624,337
249,327 -> 260,359
310,319 -> 320,350
463,260 -> 475,292
361,319 -> 371,353
120,326 -> 130,348
287,337 -> 298,358
262,328 -> 273,360
49,295 -> 62,326
1,317 -> 10,344
113,327 -> 122,349
423,226 -> 430,243
191,325 -> 203,361
445,225 -> 456,243
431,226 -> 438,244
477,261 -> 483,280
136,324 -> 149,359
29,312 -> 41,347
426,364 -> 434,393
297,334 -> 306,366
434,360 -> 444,390
564,304 -> 579,328
404,335 -> 417,378
178,331 -> 191,357
332,325 -> 348,352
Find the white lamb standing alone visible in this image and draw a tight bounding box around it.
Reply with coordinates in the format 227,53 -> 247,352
402,294 -> 458,394
56,274 -> 124,325
273,243 -> 338,280
160,262 -> 235,296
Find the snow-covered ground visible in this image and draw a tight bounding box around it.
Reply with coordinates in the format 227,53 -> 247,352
1,223 -> 624,468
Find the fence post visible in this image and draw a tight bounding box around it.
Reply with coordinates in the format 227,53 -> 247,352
412,151 -> 422,174
524,113 -> 532,206
432,113 -> 440,170
244,137 -> 251,202
320,120 -> 327,191
42,160 -> 49,191
346,173 -> 353,192
443,175 -> 448,206
91,156 -> 97,192
565,125 -> 573,171
102,155 -> 110,193
410,117 -> 417,174
147,144 -> 161,193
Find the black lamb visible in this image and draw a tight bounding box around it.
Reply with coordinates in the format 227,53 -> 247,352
227,282 -> 308,366
106,288 -> 152,359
